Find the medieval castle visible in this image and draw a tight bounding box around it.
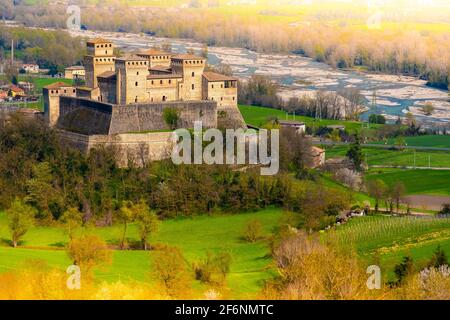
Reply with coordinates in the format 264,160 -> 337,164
43,38 -> 245,166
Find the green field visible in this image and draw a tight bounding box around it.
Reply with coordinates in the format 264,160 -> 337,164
0,208 -> 282,297
239,105 -> 380,133
332,215 -> 450,280
374,135 -> 450,149
325,146 -> 450,168
365,169 -> 450,196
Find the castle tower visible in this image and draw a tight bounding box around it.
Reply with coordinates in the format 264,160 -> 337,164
115,55 -> 149,105
171,54 -> 206,101
43,82 -> 77,126
84,38 -> 116,89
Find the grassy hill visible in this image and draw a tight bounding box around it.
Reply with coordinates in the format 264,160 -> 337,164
364,169 -> 450,196
325,146 -> 450,168
0,208 -> 282,297
373,135 -> 450,149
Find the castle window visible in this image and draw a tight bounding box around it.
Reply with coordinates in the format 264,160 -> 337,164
192,84 -> 195,90
211,84 -> 214,89
137,72 -> 139,75
135,82 -> 138,86
135,97 -> 138,103
169,80 -> 172,84
160,80 -> 163,84
151,80 -> 154,85
192,72 -> 195,77
105,51 -> 108,54
221,97 -> 223,101
233,97 -> 235,100
162,96 -> 166,101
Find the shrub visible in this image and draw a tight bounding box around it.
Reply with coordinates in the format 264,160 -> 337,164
194,252 -> 232,286
243,219 -> 262,242
163,107 -> 180,130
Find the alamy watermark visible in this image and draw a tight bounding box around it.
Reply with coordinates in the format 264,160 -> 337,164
171,121 -> 279,176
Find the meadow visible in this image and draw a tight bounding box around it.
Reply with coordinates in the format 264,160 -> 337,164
0,208 -> 282,297
364,169 -> 450,196
325,146 -> 450,169
373,135 -> 450,149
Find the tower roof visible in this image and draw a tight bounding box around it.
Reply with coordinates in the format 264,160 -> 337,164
203,71 -> 237,82
44,82 -> 73,90
115,54 -> 148,62
139,49 -> 171,56
171,54 -> 206,61
87,38 -> 112,45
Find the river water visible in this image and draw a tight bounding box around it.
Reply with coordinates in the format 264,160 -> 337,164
70,29 -> 450,126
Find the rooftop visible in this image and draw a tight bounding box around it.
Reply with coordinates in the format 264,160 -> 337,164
138,49 -> 171,56
115,54 -> 148,62
147,74 -> 183,80
203,71 -> 237,82
44,82 -> 73,90
150,65 -> 172,73
172,54 -> 206,61
278,120 -> 305,126
65,65 -> 85,70
87,38 -> 112,45
97,71 -> 116,79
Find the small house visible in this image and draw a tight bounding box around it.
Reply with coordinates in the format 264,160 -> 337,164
279,120 -> 306,134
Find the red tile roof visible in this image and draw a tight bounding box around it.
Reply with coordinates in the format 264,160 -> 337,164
203,71 -> 237,82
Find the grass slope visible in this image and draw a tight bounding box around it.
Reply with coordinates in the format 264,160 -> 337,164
365,169 -> 450,196
375,135 -> 450,149
325,146 -> 450,168
0,208 -> 282,296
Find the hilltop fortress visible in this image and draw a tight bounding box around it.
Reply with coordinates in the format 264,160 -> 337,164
43,38 -> 245,166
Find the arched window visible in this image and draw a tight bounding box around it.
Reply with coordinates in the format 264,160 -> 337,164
135,82 -> 138,86
192,84 -> 195,90
192,72 -> 195,77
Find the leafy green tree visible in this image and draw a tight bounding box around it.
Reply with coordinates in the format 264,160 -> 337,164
428,246 -> 448,268
394,256 -> 414,285
133,200 -> 160,250
117,201 -> 135,250
25,162 -> 61,220
346,135 -> 364,171
367,179 -> 388,212
6,199 -> 36,248
163,108 -> 180,130
66,234 -> 111,276
153,246 -> 191,298
60,207 -> 83,240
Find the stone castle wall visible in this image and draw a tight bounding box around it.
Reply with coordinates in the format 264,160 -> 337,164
58,130 -> 174,167
57,96 -> 217,135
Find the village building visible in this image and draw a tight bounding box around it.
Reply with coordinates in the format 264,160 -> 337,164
278,120 -> 306,134
64,66 -> 86,80
21,63 -> 40,74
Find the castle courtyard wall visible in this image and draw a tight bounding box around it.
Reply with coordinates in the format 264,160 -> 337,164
57,130 -> 174,167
